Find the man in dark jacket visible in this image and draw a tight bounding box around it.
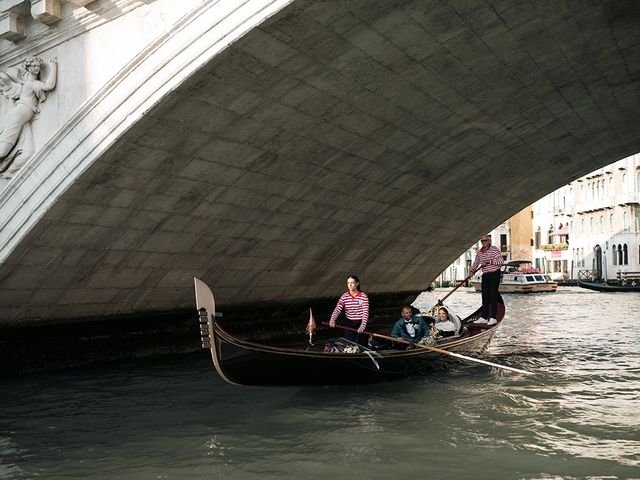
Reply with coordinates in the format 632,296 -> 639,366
390,305 -> 430,343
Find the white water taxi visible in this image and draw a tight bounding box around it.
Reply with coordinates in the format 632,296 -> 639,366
470,260 -> 558,294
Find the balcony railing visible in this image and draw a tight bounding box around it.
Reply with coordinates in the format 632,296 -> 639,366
616,192 -> 640,205
540,243 -> 568,251
575,195 -> 615,214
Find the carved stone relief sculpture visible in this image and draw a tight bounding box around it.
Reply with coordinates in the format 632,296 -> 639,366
0,56 -> 57,179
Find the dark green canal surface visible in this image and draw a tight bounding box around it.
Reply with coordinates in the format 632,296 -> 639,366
1,287 -> 638,479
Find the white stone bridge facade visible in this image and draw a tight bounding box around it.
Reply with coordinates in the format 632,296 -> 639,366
1,0 -> 640,326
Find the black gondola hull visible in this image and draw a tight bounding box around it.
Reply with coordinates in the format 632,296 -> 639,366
210,320 -> 498,385
194,277 -> 504,386
216,339 -> 440,385
578,280 -> 640,292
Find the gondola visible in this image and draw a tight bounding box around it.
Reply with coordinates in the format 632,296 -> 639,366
578,279 -> 640,292
194,278 -> 507,385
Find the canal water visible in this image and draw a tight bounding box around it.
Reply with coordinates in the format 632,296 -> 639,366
1,287 -> 638,479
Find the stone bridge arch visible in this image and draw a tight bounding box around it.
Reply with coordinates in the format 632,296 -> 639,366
0,0 -> 639,325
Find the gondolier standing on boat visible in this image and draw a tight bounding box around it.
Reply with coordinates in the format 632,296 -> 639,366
470,235 -> 504,326
329,275 -> 369,345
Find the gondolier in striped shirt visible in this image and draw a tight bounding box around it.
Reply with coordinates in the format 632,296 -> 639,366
329,274 -> 369,345
470,235 -> 504,326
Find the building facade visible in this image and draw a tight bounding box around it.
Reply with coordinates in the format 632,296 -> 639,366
439,154 -> 640,284
533,154 -> 640,281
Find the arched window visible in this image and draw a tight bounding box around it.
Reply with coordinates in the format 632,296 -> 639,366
623,212 -> 629,232
581,218 -> 585,234
637,171 -> 640,191
618,245 -> 623,266
623,244 -> 628,265
622,173 -> 628,192
613,245 -> 617,265
610,213 -> 615,232
590,217 -> 595,233
600,216 -> 604,233
570,221 -> 573,233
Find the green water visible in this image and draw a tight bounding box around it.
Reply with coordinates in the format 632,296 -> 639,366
1,288 -> 638,479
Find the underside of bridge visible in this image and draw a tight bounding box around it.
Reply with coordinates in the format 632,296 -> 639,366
1,0 -> 640,327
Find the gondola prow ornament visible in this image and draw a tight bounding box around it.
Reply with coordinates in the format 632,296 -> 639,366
305,308 -> 316,345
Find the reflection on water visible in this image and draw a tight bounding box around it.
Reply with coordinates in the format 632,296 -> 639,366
0,287 -> 638,479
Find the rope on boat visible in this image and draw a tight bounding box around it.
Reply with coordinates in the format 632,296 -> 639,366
338,337 -> 381,370
364,351 -> 380,370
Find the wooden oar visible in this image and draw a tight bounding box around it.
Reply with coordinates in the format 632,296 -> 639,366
430,270 -> 476,312
322,322 -> 532,375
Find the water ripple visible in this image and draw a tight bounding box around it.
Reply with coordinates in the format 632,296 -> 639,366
0,287 -> 638,479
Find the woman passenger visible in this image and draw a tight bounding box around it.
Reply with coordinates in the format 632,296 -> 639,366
434,307 -> 457,337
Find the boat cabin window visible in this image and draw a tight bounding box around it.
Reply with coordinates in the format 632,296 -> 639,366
526,276 -> 535,282
534,275 -> 544,281
516,276 -> 523,282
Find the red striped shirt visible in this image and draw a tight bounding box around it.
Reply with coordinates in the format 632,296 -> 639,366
330,291 -> 369,329
471,246 -> 504,274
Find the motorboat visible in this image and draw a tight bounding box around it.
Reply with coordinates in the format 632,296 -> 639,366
470,260 -> 557,294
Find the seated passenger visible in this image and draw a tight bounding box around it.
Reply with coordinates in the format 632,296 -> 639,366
391,305 -> 430,344
434,307 -> 459,337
